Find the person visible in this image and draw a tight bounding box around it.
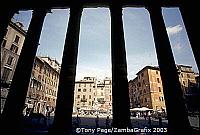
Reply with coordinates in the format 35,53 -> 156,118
23,103 -> 28,116
148,116 -> 152,127
25,101 -> 33,116
144,112 -> 147,120
75,115 -> 81,128
105,116 -> 110,128
46,105 -> 51,119
95,115 -> 99,128
158,116 -> 162,127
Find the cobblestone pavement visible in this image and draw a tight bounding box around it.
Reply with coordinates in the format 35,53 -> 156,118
22,115 -> 199,135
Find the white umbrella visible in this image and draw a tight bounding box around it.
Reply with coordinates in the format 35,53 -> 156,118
130,108 -> 141,111
140,107 -> 153,111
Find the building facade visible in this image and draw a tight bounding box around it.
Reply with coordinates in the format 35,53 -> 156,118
1,21 -> 26,112
1,21 -> 26,85
73,77 -> 96,112
129,65 -> 198,112
73,77 -> 112,114
177,65 -> 197,94
129,66 -> 165,111
25,56 -> 60,115
177,65 -> 199,113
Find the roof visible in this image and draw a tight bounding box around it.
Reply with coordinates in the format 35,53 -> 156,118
136,66 -> 159,75
9,21 -> 26,36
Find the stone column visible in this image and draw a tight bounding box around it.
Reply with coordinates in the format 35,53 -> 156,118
48,6 -> 83,135
179,2 -> 200,72
1,9 -> 48,134
146,3 -> 192,134
0,8 -> 18,44
109,2 -> 131,128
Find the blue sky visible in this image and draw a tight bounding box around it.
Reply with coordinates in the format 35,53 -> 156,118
13,7 -> 198,81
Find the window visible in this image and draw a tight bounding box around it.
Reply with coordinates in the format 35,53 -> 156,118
14,35 -> 20,44
6,56 -> 14,65
144,98 -> 147,102
156,106 -> 158,110
141,73 -> 144,77
159,97 -> 164,101
187,74 -> 190,78
83,89 -> 86,92
142,80 -> 145,84
89,95 -> 91,99
83,95 -> 86,99
160,97 -> 164,101
10,44 -> 18,53
158,87 -> 161,92
84,83 -> 86,87
138,82 -> 141,87
2,67 -> 11,81
38,75 -> 41,80
156,71 -> 158,74
143,89 -> 146,93
78,89 -> 81,92
1,39 -> 7,47
157,78 -> 160,83
77,95 -> 80,99
39,66 -> 42,73
183,81 -> 185,85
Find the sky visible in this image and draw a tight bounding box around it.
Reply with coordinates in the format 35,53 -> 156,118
13,7 -> 198,81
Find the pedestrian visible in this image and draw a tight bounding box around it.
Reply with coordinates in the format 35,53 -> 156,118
76,115 -> 81,128
25,101 -> 33,116
95,115 -> 99,128
158,116 -> 162,127
46,105 -> 50,119
106,116 -> 110,128
144,112 -> 147,120
148,116 -> 152,127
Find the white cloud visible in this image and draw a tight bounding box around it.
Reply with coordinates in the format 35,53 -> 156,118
166,25 -> 183,36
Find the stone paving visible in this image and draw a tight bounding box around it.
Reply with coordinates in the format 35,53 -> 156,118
21,114 -> 199,135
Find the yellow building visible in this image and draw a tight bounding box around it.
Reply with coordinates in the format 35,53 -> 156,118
73,77 -> 112,114
177,65 -> 197,94
1,21 -> 26,112
1,21 -> 26,85
129,66 -> 166,111
129,65 -> 197,111
26,56 -> 60,115
95,77 -> 112,112
74,77 -> 96,112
